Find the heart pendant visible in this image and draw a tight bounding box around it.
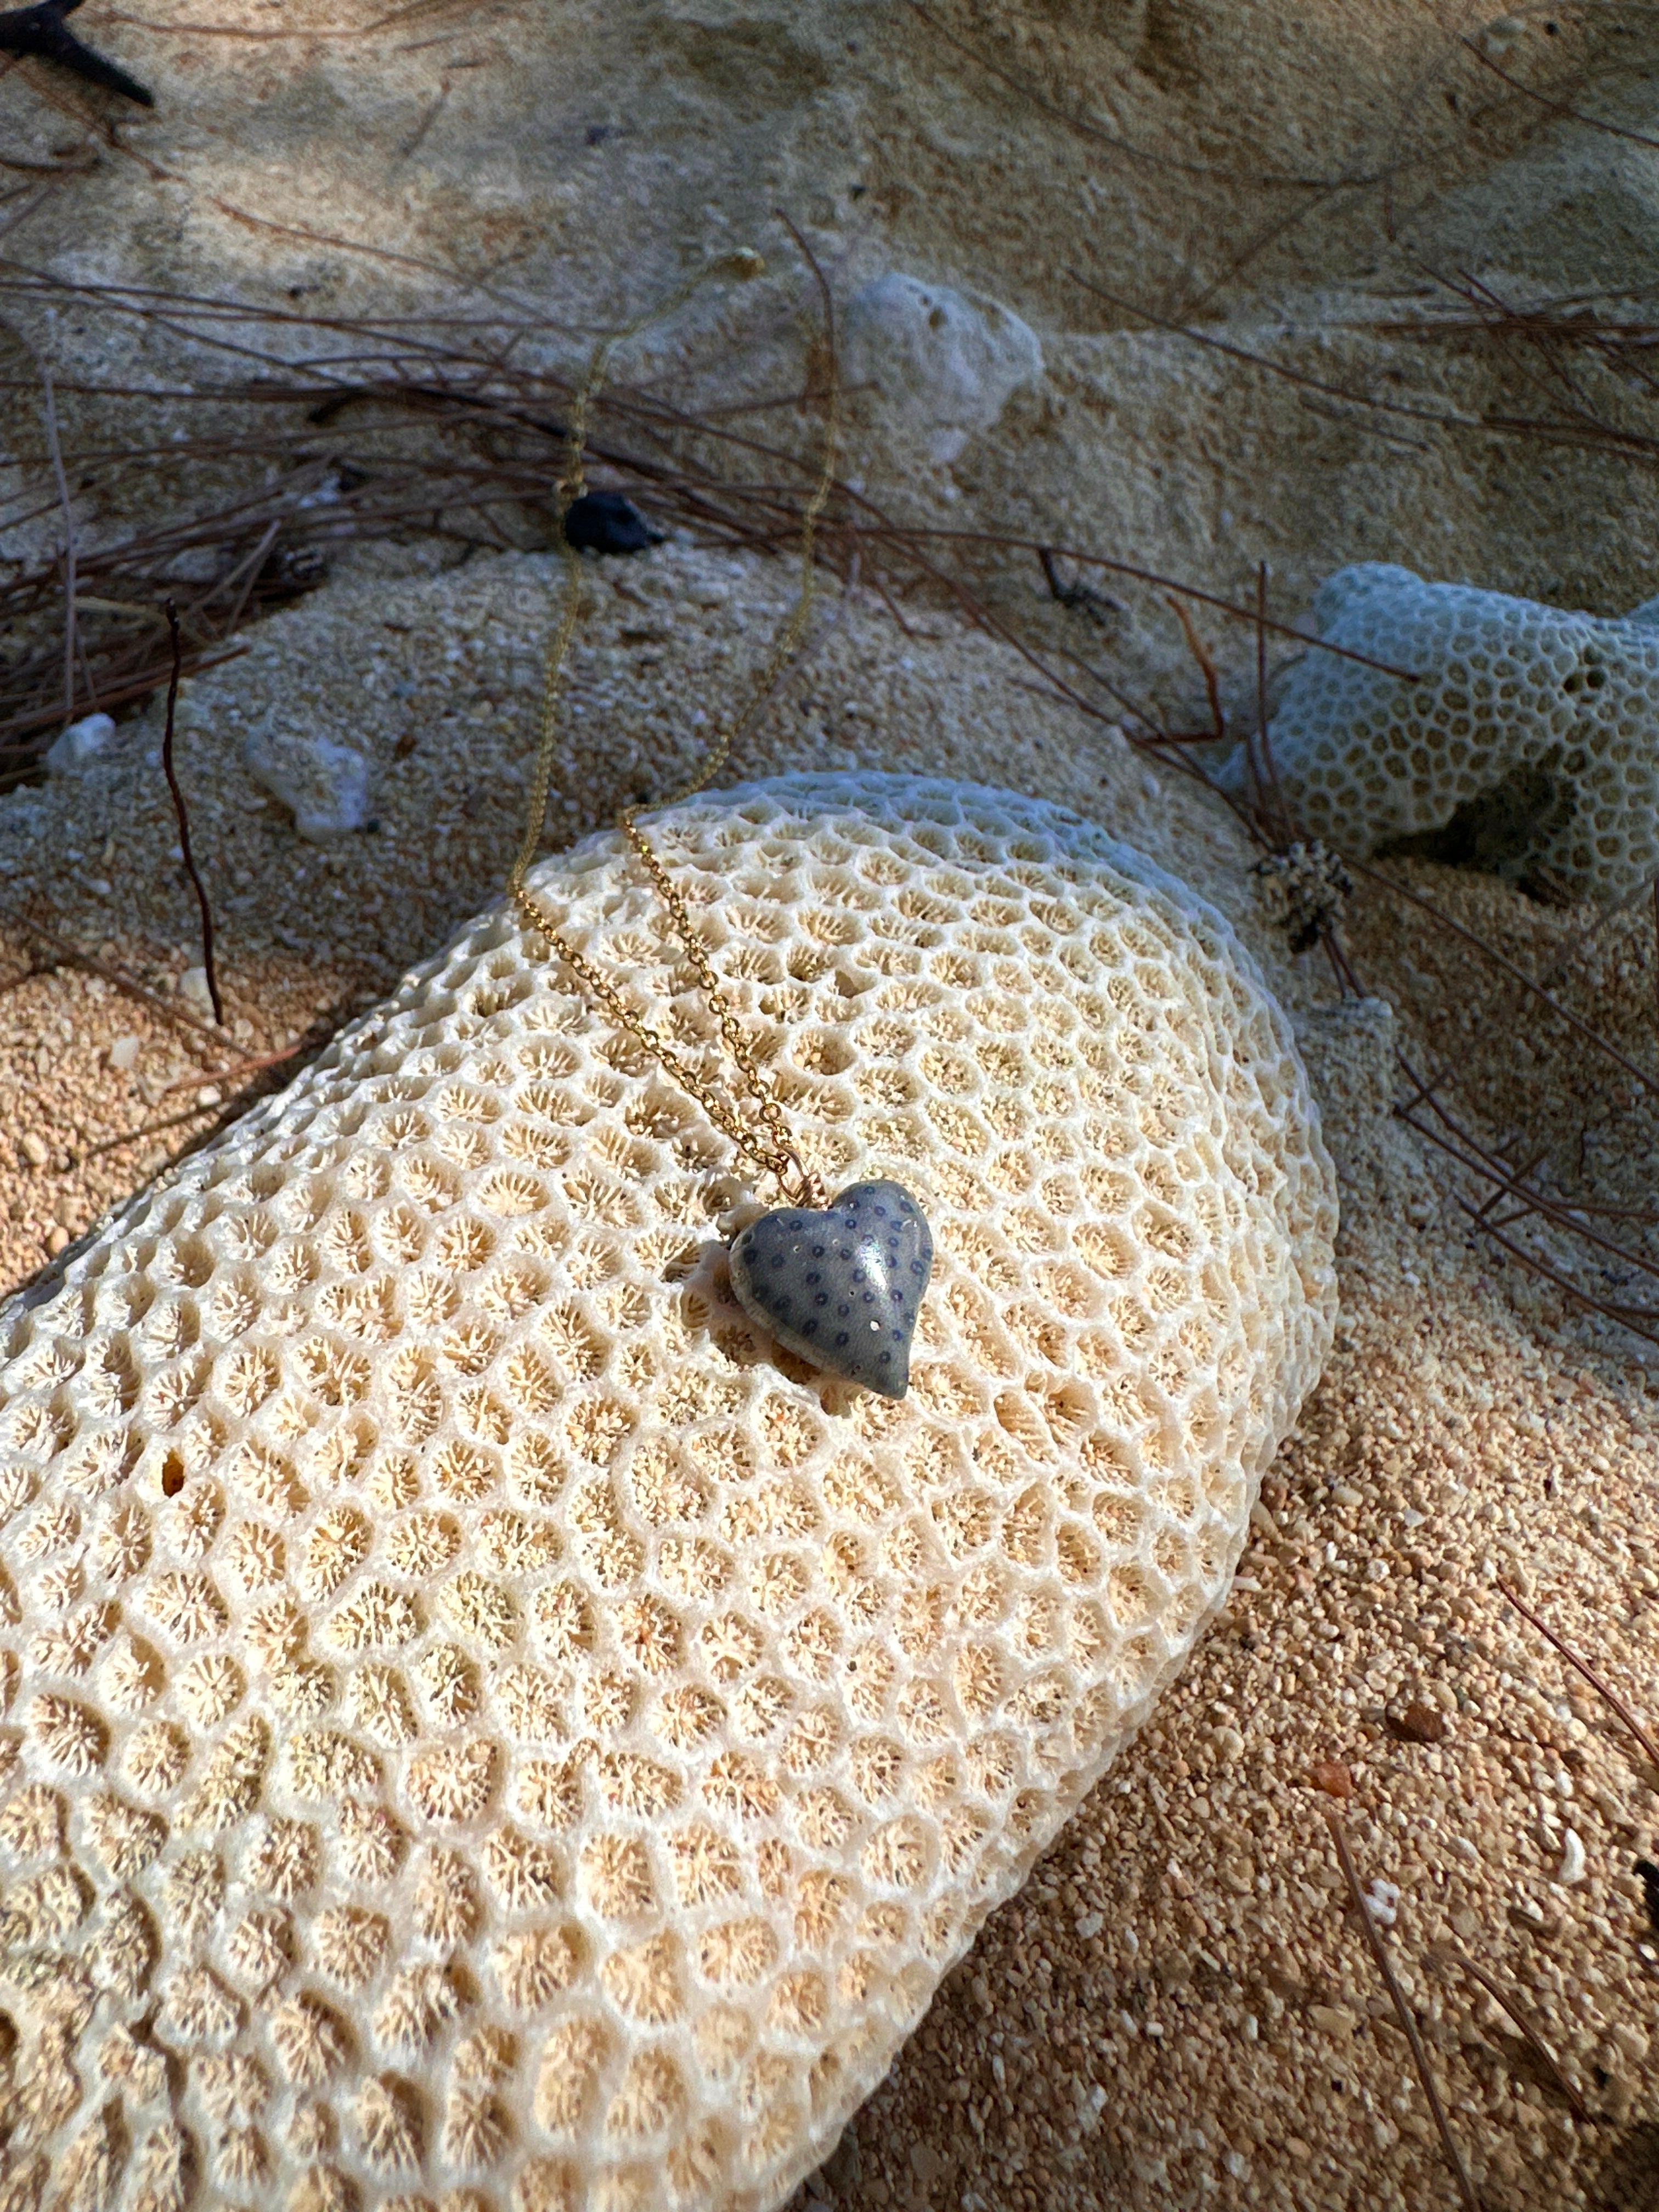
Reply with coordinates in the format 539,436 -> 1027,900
727,1178 -> 933,1398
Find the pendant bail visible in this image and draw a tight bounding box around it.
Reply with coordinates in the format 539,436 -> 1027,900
776,1146 -> 826,1210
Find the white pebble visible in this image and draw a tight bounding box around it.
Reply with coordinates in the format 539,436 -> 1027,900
842,270 -> 1043,465
243,723 -> 371,838
107,1035 -> 142,1072
1363,1877 -> 1400,1928
44,712 -> 115,772
1557,1829 -> 1587,1886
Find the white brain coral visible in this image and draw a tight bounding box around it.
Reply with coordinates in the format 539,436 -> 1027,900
0,774 -> 1335,2212
1223,562 -> 1659,905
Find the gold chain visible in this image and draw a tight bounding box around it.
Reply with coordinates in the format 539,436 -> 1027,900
507,252 -> 840,1209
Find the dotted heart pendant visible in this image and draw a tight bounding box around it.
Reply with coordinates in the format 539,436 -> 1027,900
727,1178 -> 934,1397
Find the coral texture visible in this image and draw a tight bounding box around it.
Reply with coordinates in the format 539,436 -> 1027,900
1222,563 -> 1659,905
0,774 -> 1335,2212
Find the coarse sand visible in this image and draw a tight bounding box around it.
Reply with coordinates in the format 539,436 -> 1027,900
4,539 -> 1659,2210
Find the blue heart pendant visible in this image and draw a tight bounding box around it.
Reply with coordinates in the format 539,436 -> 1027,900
727,1179 -> 933,1398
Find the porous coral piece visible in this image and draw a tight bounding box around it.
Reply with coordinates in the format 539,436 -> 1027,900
1224,561 -> 1659,905
0,774 -> 1333,2212
841,271 -> 1043,466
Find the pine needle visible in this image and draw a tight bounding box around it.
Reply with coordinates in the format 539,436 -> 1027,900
1324,1810 -> 1481,2212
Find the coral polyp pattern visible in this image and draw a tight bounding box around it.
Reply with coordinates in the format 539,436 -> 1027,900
1222,562 -> 1659,905
0,775 -> 1335,2212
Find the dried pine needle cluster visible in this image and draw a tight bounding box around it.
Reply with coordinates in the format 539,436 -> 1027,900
0,775 -> 1335,2212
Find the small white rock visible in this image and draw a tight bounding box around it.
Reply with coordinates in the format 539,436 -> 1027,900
242,723 -> 371,839
108,1035 -> 142,1073
44,712 -> 116,772
1557,1829 -> 1587,1886
843,270 -> 1043,465
1479,13 -> 1525,54
179,967 -> 216,1017
1362,1877 -> 1400,1928
19,1131 -> 49,1168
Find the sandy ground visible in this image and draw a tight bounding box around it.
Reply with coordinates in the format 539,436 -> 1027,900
4,539 -> 1659,2209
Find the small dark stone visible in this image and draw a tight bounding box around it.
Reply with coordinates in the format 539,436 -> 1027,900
561,492 -> 661,557
1388,1700 -> 1446,1745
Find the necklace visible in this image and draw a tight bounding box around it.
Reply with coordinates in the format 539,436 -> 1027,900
504,253 -> 933,1398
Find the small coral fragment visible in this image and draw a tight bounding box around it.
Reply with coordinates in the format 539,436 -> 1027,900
1223,562 -> 1659,905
